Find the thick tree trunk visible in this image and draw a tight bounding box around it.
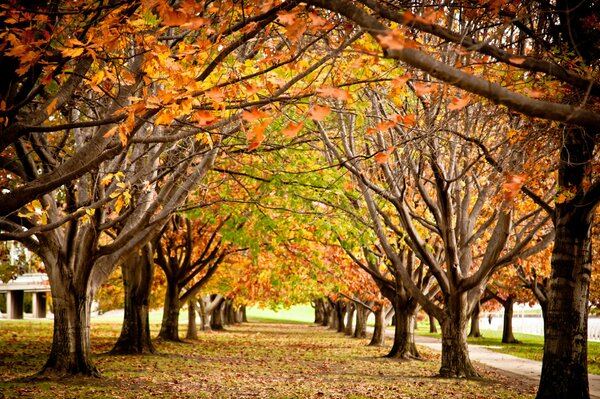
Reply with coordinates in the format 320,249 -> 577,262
344,303 -> 355,335
322,300 -> 332,327
368,305 -> 385,346
111,249 -> 155,354
429,313 -> 438,333
210,299 -> 225,331
386,299 -> 419,359
39,275 -> 99,377
468,301 -> 482,338
327,299 -> 338,330
158,281 -> 181,341
354,304 -> 370,339
314,298 -> 326,324
439,293 -> 479,378
241,305 -> 248,323
537,208 -> 592,398
501,296 -> 517,344
186,298 -> 198,340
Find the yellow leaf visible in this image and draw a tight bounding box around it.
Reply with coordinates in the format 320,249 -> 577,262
154,111 -> 174,126
61,47 -> 84,58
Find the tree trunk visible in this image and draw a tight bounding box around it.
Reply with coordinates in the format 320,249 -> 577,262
186,298 -> 198,340
327,299 -> 338,330
241,306 -> 248,323
322,300 -> 332,327
198,296 -> 211,331
468,301 -> 482,338
158,281 -> 181,341
429,313 -> 438,333
354,303 -> 370,339
314,298 -> 326,324
368,305 -> 385,346
39,274 -> 99,377
439,293 -> 479,378
344,303 -> 355,335
501,296 -> 517,344
111,248 -> 156,354
386,299 -> 419,359
336,301 -> 346,333
210,299 -> 225,331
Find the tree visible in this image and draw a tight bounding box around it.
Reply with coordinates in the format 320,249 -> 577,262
303,1 -> 599,396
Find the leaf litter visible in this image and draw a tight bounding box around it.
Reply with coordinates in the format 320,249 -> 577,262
0,321 -> 536,398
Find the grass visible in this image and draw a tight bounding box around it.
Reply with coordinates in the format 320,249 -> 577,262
416,322 -> 600,375
0,316 -> 536,399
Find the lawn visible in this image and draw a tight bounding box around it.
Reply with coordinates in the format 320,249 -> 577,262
0,316 -> 535,399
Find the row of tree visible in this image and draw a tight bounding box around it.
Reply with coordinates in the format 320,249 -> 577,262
1,1 -> 598,398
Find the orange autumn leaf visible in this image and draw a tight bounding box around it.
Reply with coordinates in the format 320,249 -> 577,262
308,105 -> 331,121
191,110 -> 217,126
376,120 -> 396,131
277,10 -> 299,25
400,113 -> 416,126
448,96 -> 472,111
374,146 -> 395,165
281,122 -> 304,139
391,74 -> 411,88
316,87 -> 350,101
242,108 -> 269,122
413,82 -> 436,96
377,30 -> 406,50
503,173 -> 527,200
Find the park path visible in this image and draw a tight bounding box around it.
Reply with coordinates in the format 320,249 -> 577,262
414,335 -> 600,399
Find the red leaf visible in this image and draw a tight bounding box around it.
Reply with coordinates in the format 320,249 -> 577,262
282,122 -> 304,139
448,96 -> 472,111
308,105 -> 331,121
374,146 -> 395,165
242,108 -> 268,122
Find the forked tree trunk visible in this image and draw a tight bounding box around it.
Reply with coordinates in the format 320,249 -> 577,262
429,313 -> 438,333
344,303 -> 355,335
386,299 -> 419,359
368,305 -> 385,346
439,293 -> 479,378
186,298 -> 198,340
158,281 -> 181,341
468,301 -> 482,338
501,296 -> 517,344
354,304 -> 370,339
111,248 -> 156,354
39,280 -> 99,377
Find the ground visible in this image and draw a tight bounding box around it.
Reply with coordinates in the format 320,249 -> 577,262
0,320 -> 536,399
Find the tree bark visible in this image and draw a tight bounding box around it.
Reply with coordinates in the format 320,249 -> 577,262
439,293 -> 479,378
354,303 -> 370,339
210,299 -> 225,331
314,298 -> 326,324
501,296 -> 517,344
111,247 -> 156,354
468,301 -> 482,338
336,301 -> 346,333
344,303 -> 355,335
386,296 -> 419,359
39,277 -> 99,377
368,305 -> 385,346
186,298 -> 198,340
158,280 -> 181,341
321,300 -> 332,327
429,313 -> 438,333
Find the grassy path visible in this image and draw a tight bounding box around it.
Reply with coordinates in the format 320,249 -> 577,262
0,320 -> 536,398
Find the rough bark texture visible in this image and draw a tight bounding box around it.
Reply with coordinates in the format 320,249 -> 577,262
386,301 -> 419,359
39,278 -> 99,377
355,304 -> 370,339
314,298 -> 326,324
158,280 -> 181,341
501,296 -> 517,344
111,248 -> 156,354
468,301 -> 482,338
336,301 -> 346,333
439,293 -> 479,378
368,305 -> 385,345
